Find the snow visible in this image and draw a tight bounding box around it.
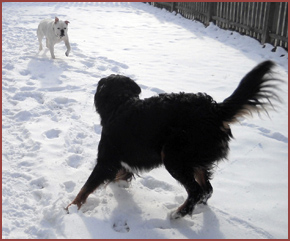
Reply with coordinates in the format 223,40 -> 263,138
2,2 -> 288,239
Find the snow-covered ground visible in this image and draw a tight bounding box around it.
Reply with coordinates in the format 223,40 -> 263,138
2,2 -> 288,239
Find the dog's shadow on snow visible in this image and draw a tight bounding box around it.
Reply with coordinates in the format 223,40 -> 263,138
108,182 -> 224,238
27,51 -> 70,90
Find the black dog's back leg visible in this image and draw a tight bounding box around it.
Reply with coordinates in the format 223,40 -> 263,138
67,163 -> 119,210
194,168 -> 213,204
162,145 -> 203,219
165,161 -> 203,219
114,168 -> 134,182
111,168 -> 135,188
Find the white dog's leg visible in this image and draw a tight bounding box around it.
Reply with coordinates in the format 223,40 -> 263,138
64,38 -> 71,57
48,44 -> 56,59
38,38 -> 43,51
37,30 -> 43,51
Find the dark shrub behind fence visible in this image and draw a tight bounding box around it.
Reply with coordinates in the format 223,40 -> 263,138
149,2 -> 288,51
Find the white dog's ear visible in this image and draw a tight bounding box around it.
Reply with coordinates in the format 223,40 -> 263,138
55,17 -> 59,23
65,21 -> 70,25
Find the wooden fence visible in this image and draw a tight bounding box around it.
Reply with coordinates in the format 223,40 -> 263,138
149,2 -> 288,51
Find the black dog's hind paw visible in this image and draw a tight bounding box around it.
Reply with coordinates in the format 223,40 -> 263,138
197,189 -> 213,205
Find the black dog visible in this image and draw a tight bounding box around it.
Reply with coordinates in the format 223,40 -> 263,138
67,61 -> 280,219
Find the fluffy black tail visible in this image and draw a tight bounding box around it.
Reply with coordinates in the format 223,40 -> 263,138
219,61 -> 280,124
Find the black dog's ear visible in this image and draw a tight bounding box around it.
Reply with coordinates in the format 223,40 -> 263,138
96,78 -> 107,95
94,75 -> 141,122
121,76 -> 141,97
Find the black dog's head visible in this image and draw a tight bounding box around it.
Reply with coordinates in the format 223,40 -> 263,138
94,74 -> 141,124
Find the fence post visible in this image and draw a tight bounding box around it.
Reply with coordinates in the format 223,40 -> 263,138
171,2 -> 176,12
261,2 -> 275,45
208,2 -> 216,25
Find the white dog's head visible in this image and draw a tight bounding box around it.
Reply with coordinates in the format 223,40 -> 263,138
53,17 -> 69,39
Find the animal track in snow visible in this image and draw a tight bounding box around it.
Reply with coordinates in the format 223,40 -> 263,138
139,84 -> 166,95
19,69 -> 31,76
260,131 -> 288,144
66,154 -> 83,168
14,111 -> 32,122
212,206 -> 274,239
112,219 -> 130,233
30,177 -> 48,189
53,97 -> 77,105
67,145 -> 83,155
242,122 -> 288,144
43,129 -> 61,139
96,56 -> 129,73
97,56 -> 129,69
76,133 -> 87,139
46,97 -> 77,112
45,97 -> 78,122
12,91 -> 44,104
63,181 -> 76,193
140,176 -> 175,192
2,61 -> 14,71
81,59 -> 94,68
93,124 -> 102,134
10,172 -> 33,181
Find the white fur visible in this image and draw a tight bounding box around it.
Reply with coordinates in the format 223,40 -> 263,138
37,17 -> 71,59
121,161 -> 138,174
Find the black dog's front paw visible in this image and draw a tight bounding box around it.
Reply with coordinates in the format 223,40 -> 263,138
170,210 -> 183,220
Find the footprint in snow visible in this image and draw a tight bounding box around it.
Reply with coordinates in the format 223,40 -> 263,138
81,60 -> 94,68
30,176 -> 48,189
93,124 -> 102,134
67,145 -> 83,154
140,176 -> 174,192
43,129 -> 61,139
112,219 -> 130,233
260,131 -> 288,144
53,97 -> 76,105
12,91 -> 44,104
242,122 -> 288,144
96,56 -> 129,72
14,111 -> 32,122
3,62 -> 14,71
63,181 -> 76,193
76,132 -> 87,139
19,69 -> 31,76
66,154 -> 82,168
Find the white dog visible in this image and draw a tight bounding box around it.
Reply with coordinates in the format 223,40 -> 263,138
37,17 -> 71,59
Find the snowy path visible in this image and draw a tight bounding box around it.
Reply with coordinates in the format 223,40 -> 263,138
2,2 -> 288,239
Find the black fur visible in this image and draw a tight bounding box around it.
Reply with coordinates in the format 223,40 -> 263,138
67,61 -> 280,218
